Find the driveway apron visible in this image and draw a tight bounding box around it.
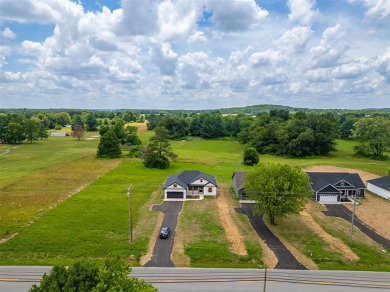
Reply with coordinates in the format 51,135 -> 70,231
236,203 -> 307,270
323,204 -> 390,249
144,201 -> 183,267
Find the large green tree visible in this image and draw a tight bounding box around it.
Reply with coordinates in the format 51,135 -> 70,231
144,127 -> 177,169
245,163 -> 312,225
97,130 -> 122,158
30,259 -> 157,292
353,116 -> 390,159
5,122 -> 25,144
24,119 -> 39,143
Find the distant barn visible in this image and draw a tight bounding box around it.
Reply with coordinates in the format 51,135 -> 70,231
50,132 -> 68,137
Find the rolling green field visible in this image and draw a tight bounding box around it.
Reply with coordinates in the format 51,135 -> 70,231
0,129 -> 389,270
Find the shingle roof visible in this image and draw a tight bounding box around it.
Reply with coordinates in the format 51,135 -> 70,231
367,176 -> 390,191
164,170 -> 218,189
306,172 -> 366,192
232,172 -> 247,190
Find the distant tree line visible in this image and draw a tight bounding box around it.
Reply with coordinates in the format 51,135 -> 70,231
1,108 -> 389,159
0,110 -> 143,144
145,110 -> 390,159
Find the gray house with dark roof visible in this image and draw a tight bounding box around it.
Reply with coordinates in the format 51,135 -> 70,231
306,172 -> 366,202
367,176 -> 390,200
164,170 -> 218,199
232,172 -> 247,200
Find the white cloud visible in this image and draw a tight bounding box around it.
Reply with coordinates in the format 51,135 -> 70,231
249,49 -> 279,67
309,24 -> 349,68
188,31 -> 207,44
276,26 -> 313,54
288,0 -> 319,26
116,0 -> 160,36
206,0 -> 268,32
1,27 -> 16,39
0,45 -> 11,67
305,68 -> 331,82
0,0 -> 389,109
149,41 -> 178,75
376,47 -> 390,83
363,0 -> 390,24
158,0 -> 200,41
331,59 -> 371,79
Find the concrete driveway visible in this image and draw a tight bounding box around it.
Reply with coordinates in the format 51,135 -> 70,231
323,204 -> 390,249
144,201 -> 183,267
236,203 -> 306,270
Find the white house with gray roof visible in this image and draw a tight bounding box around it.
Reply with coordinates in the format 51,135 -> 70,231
367,176 -> 390,200
164,170 -> 218,199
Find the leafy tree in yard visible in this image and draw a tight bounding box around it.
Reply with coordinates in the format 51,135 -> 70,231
55,112 -> 71,127
30,259 -> 157,292
353,116 -> 390,159
37,123 -> 49,140
6,122 -> 25,144
245,163 -> 312,225
97,130 -> 122,158
72,124 -> 84,140
85,113 -> 98,131
113,120 -> 126,144
71,114 -> 84,130
24,119 -> 39,143
144,127 -> 177,169
123,125 -> 141,146
243,147 -> 259,165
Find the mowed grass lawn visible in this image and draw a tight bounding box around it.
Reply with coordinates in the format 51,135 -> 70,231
0,129 -> 389,269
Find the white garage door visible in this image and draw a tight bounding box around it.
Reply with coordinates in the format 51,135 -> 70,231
319,194 -> 338,202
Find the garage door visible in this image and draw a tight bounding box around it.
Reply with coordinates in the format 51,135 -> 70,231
319,194 -> 338,202
167,192 -> 184,199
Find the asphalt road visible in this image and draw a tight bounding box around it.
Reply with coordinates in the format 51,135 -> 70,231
1,266 -> 389,292
323,204 -> 390,249
144,201 -> 183,267
236,202 -> 307,270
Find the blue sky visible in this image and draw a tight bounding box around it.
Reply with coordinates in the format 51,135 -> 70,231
0,0 -> 389,109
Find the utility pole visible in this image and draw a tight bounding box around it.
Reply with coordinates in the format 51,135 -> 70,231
349,193 -> 357,245
127,185 -> 133,243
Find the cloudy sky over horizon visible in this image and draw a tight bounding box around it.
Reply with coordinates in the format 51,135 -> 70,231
0,0 -> 389,110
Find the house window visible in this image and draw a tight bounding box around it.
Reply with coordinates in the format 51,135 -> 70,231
200,178 -> 203,182
174,184 -> 177,187
357,190 -> 360,195
340,181 -> 345,186
208,187 -> 212,193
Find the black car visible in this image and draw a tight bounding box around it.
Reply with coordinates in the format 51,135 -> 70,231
159,226 -> 170,239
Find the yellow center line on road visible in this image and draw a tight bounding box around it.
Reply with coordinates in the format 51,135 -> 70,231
0,278 -> 18,281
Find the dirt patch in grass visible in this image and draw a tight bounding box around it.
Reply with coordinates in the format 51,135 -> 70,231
300,209 -> 359,261
305,165 -> 390,240
216,185 -> 247,256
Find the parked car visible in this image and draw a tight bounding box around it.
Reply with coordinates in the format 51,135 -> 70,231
159,226 -> 170,239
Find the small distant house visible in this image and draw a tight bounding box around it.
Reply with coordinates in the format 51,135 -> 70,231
367,176 -> 390,200
164,170 -> 218,200
232,172 -> 247,200
306,172 -> 366,202
51,132 -> 67,137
